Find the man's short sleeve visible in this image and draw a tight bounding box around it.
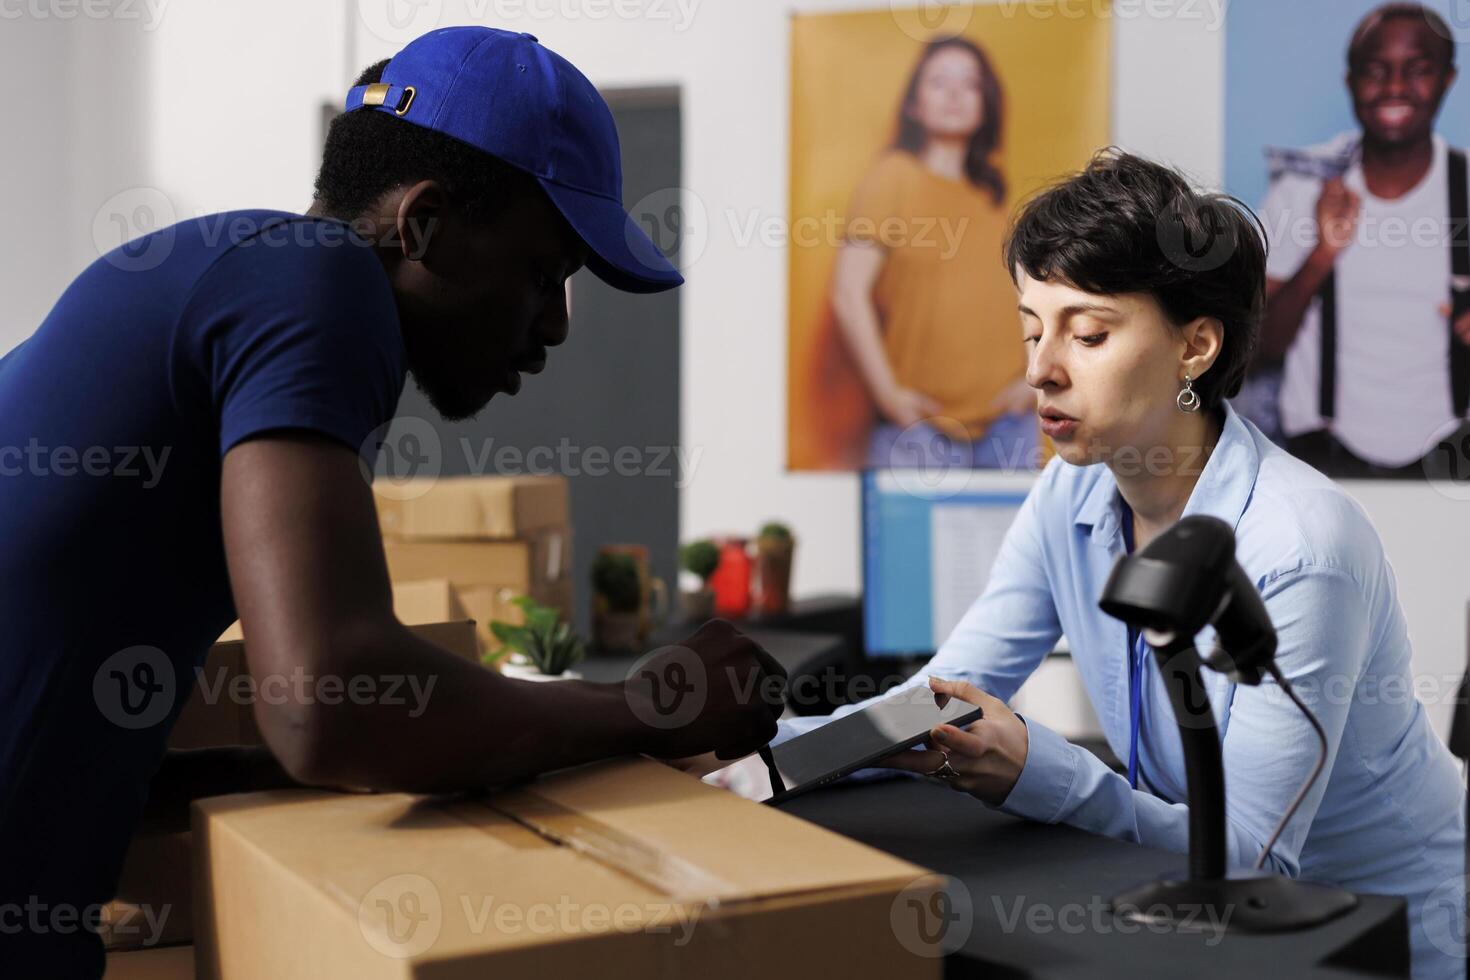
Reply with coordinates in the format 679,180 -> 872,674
178,221 -> 407,464
1259,173 -> 1319,282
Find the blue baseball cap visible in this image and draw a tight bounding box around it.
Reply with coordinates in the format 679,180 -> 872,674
344,26 -> 682,294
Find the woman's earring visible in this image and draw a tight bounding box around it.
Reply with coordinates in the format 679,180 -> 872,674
1177,374 -> 1201,413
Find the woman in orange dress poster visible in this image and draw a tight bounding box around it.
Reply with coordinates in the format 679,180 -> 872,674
807,36 -> 1037,471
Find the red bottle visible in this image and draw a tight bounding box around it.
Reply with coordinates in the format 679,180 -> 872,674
711,538 -> 751,619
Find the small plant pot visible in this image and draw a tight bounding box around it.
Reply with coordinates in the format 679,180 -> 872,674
678,588 -> 715,624
593,610 -> 643,654
754,537 -> 794,617
501,658 -> 582,682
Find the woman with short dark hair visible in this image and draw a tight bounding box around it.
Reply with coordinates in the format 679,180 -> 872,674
787,148 -> 1465,979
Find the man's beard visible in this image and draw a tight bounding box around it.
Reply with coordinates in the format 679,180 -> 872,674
407,358 -> 493,423
403,331 -> 499,423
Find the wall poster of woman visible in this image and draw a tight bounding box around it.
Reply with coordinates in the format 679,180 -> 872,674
787,4 -> 1112,472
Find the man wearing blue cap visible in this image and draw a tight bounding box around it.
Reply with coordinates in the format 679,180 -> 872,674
0,27 -> 783,976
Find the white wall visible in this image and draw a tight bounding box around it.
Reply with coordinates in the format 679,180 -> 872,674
2,1 -> 1465,736
0,15 -> 84,349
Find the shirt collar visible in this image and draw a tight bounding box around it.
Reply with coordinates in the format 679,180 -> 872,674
1073,400 -> 1260,547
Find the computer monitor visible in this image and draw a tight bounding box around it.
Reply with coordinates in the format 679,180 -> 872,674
861,468 -> 1036,658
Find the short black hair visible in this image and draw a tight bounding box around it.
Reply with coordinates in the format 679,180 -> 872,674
1003,148 -> 1267,413
314,60 -> 539,221
1347,3 -> 1457,73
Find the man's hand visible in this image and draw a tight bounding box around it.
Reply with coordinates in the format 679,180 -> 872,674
1314,177 -> 1361,259
874,677 -> 1028,806
1436,302 -> 1470,346
627,620 -> 787,762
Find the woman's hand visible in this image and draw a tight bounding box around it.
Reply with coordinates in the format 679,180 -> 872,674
875,677 -> 1029,806
875,384 -> 942,428
987,376 -> 1035,418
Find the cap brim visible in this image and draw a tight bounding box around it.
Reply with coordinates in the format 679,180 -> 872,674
538,178 -> 684,294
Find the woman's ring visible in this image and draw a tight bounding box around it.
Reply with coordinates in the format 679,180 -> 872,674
930,758 -> 960,781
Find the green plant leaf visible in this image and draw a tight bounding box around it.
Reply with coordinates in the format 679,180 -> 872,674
489,621 -> 531,654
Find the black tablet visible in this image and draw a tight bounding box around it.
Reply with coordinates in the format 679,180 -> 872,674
755,684 -> 983,805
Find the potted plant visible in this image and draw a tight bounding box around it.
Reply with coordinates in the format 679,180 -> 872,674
591,550 -> 643,653
485,596 -> 585,681
677,539 -> 720,623
754,521 -> 795,617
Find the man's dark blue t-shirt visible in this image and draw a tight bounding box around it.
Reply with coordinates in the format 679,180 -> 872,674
0,210 -> 406,973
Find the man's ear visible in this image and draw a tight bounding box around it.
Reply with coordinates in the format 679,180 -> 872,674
393,180 -> 448,263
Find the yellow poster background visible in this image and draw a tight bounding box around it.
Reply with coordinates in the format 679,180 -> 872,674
787,3 -> 1113,470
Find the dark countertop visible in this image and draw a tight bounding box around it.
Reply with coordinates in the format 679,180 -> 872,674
781,777 -> 1408,979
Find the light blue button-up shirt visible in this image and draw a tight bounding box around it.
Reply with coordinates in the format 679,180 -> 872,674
779,400 -> 1465,978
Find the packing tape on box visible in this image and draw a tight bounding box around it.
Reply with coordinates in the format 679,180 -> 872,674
482,792 -> 739,907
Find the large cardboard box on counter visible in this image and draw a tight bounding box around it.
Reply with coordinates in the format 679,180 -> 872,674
115,614 -> 481,958
193,758 -> 941,979
373,476 -> 574,653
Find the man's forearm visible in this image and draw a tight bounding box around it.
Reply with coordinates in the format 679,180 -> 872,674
1260,247 -> 1336,362
255,625 -> 654,794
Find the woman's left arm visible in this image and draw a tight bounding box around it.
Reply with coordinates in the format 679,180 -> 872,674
893,565 -> 1371,877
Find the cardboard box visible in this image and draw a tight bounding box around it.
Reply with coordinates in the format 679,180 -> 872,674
193,758 -> 940,979
168,643 -> 257,751
380,531 -> 569,588
104,944 -> 195,979
388,578 -> 469,626
382,530 -> 572,653
101,830 -> 193,952
373,475 -> 568,541
169,616 -> 479,751
112,615 -> 481,957
214,580 -> 474,645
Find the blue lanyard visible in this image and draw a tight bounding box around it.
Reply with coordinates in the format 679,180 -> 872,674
1121,500 -> 1145,791
1127,625 -> 1147,790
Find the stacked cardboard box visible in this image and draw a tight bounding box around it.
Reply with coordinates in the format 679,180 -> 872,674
104,944 -> 195,979
372,475 -> 573,655
193,757 -> 943,979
